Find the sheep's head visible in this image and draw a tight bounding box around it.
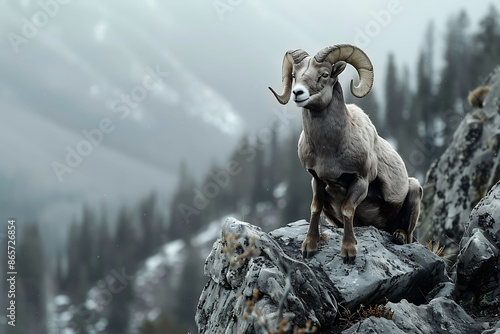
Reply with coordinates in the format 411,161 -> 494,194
269,44 -> 374,111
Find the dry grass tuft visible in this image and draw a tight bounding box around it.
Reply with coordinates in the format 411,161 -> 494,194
224,232 -> 259,267
426,240 -> 445,257
338,298 -> 394,330
241,289 -> 317,334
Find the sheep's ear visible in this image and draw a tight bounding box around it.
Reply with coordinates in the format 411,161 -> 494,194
332,61 -> 347,78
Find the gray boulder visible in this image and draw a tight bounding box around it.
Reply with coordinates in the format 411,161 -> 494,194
482,321 -> 500,334
196,217 -> 448,333
342,297 -> 484,334
456,181 -> 500,318
270,220 -> 448,311
419,66 -> 500,254
196,218 -> 338,333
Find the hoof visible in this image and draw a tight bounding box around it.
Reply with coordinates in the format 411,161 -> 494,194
302,250 -> 318,259
342,255 -> 356,264
340,241 -> 357,263
393,230 -> 407,245
301,237 -> 319,259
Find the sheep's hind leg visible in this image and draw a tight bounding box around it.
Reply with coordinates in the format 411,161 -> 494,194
302,172 -> 326,259
391,177 -> 423,244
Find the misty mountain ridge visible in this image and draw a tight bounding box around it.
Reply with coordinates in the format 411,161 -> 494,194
1,1 -> 250,243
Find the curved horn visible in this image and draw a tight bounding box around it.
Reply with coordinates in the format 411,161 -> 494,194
269,49 -> 309,104
315,44 -> 374,98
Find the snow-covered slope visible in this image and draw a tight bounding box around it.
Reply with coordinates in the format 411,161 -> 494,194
0,1 -> 245,246
49,216 -> 227,333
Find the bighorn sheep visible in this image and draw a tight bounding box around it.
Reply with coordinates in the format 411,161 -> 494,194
269,44 -> 423,263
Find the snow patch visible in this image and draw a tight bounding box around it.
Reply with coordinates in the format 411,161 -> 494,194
273,182 -> 287,198
162,239 -> 185,266
54,295 -> 71,307
192,217 -> 228,247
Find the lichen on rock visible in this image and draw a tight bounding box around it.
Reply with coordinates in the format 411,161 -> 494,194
420,66 -> 500,255
456,181 -> 500,319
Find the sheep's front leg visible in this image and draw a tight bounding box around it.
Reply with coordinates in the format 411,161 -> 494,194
302,173 -> 326,259
341,177 -> 368,264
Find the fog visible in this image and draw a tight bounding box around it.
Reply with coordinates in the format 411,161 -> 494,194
2,1 -> 499,333
0,0 -> 489,244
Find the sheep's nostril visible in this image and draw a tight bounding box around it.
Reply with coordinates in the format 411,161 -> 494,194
293,89 -> 304,97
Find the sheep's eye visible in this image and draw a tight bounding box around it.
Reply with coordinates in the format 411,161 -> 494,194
322,73 -> 329,78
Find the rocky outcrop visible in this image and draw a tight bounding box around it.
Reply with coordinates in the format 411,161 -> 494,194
456,181 -> 500,318
343,179 -> 500,333
196,219 -> 338,333
196,217 -> 448,333
270,221 -> 447,311
342,297 -> 484,334
419,66 -> 500,253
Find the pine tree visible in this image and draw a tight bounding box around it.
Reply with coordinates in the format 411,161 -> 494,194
17,223 -> 47,334
94,210 -> 113,282
416,21 -> 435,141
437,11 -> 472,143
400,65 -> 413,123
106,291 -> 131,334
173,245 -> 204,332
79,206 -> 94,282
64,219 -> 80,296
114,207 -> 138,272
472,4 -> 500,80
69,310 -> 90,334
139,319 -> 156,334
250,137 -> 271,213
199,161 -> 229,223
63,208 -> 95,300
107,208 -> 136,334
155,312 -> 188,334
268,129 -> 279,199
282,129 -> 311,224
75,266 -> 90,303
226,135 -> 257,218
139,192 -> 161,258
11,281 -> 29,334
55,249 -> 64,294
169,161 -> 200,240
384,53 -> 403,140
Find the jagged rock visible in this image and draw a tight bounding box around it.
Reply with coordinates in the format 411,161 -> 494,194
456,181 -> 500,319
196,218 -> 338,333
426,282 -> 457,300
342,297 -> 484,334
482,321 -> 500,334
420,66 -> 500,253
196,217 -> 448,333
270,221 -> 448,311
